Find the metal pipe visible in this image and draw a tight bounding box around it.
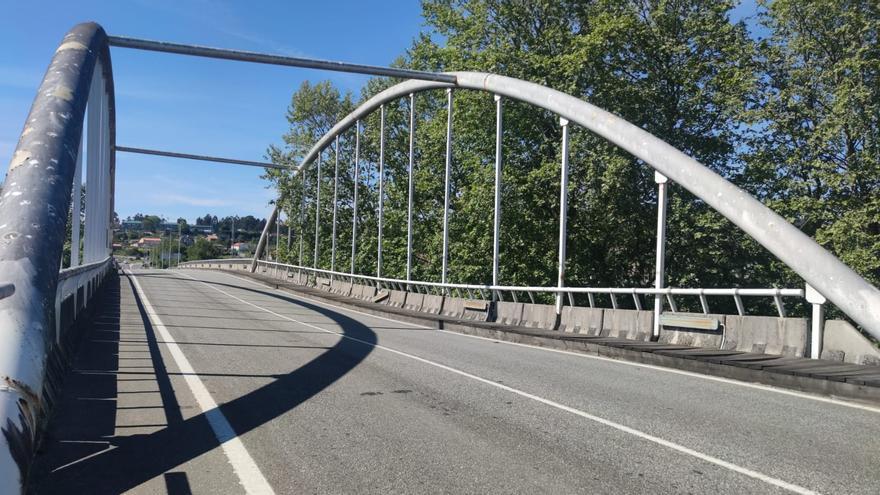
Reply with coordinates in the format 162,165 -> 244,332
555,118 -> 570,315
85,64 -> 103,264
299,168 -> 305,266
406,94 -> 415,282
492,95 -> 503,293
314,153 -> 322,268
806,285 -> 827,359
116,145 -> 286,169
377,105 -> 385,278
351,120 -> 360,274
441,89 -> 453,287
0,25 -> 116,490
71,135 -> 83,267
652,172 -> 669,339
108,35 -> 457,83
331,136 -> 340,272
0,284 -> 14,301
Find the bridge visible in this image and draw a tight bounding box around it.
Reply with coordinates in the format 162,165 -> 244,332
2,22 -> 880,494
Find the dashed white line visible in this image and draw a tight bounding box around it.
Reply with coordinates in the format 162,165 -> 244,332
177,269 -> 819,495
126,269 -> 275,495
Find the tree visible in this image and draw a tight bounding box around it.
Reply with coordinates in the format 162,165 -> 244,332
186,237 -> 222,261
743,0 -> 880,289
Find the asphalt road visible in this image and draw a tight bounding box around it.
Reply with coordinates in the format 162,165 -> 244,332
31,267 -> 880,494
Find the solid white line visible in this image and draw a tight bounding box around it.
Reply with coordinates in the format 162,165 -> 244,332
126,269 -> 275,495
208,269 -> 880,415
178,270 -> 819,495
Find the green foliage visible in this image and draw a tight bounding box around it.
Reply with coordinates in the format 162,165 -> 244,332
265,0 -> 878,317
186,237 -> 222,261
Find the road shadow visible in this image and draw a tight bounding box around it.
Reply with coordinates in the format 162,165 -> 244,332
30,270 -> 377,494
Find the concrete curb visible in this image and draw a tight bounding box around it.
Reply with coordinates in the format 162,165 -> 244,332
204,269 -> 880,406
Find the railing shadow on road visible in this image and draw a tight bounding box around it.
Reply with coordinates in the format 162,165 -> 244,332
31,270 -> 377,494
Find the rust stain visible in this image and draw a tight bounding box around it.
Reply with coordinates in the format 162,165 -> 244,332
2,377 -> 43,489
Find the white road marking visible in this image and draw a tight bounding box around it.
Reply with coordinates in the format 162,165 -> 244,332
211,269 -> 880,415
178,270 -> 819,495
126,269 -> 275,495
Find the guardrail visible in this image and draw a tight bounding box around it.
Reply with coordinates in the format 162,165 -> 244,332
180,258 -> 808,319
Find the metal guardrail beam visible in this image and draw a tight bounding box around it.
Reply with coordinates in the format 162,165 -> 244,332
107,35 -> 458,83
116,146 -> 287,169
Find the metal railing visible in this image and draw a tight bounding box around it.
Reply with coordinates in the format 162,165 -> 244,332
181,258 -> 807,320
0,23 -> 115,490
249,72 -> 880,362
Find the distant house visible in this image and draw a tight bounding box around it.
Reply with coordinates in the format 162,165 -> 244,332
121,220 -> 142,232
137,237 -> 161,248
205,234 -> 219,242
191,224 -> 213,234
231,242 -> 251,254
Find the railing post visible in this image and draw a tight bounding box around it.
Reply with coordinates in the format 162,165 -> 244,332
652,171 -> 668,340
377,104 -> 385,278
331,136 -> 340,272
805,284 -> 826,359
71,135 -> 83,267
351,120 -> 360,274
85,62 -> 103,264
441,89 -> 453,288
492,94 -> 503,296
314,152 -> 321,268
406,94 -> 415,283
555,118 -> 570,315
299,166 -> 305,266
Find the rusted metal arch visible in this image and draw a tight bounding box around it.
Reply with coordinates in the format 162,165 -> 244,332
0,22 -> 115,490
253,71 -> 880,340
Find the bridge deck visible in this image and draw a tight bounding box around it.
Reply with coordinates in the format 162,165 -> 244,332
30,269 -> 880,494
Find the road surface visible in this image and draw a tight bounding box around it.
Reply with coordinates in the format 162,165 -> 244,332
30,268 -> 880,494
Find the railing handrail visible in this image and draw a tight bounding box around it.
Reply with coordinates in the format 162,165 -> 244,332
58,256 -> 113,281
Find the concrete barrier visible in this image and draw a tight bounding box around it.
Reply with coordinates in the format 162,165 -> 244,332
494,302 -> 524,326
560,307 -> 604,335
422,294 -> 444,314
821,320 -> 880,365
520,303 -> 558,330
658,312 -> 725,348
722,315 -> 807,356
316,277 -> 332,292
351,284 -> 377,300
404,292 -> 425,312
383,290 -> 407,308
330,279 -> 352,297
601,309 -> 653,341
441,297 -> 489,321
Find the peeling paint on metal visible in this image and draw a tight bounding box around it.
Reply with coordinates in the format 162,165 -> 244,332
8,151 -> 30,172
55,41 -> 87,52
51,86 -> 74,101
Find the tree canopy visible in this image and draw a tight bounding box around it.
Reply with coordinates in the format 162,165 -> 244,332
266,0 -> 879,316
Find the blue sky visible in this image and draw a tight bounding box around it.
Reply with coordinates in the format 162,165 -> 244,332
0,0 -> 425,223
1,1 -> 766,224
